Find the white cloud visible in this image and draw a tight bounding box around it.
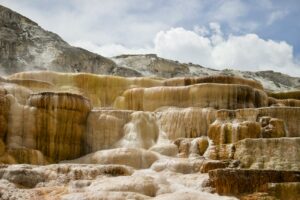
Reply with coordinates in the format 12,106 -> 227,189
72,40 -> 153,57
72,23 -> 300,76
154,28 -> 213,66
0,0 -> 201,48
193,25 -> 209,36
152,25 -> 300,76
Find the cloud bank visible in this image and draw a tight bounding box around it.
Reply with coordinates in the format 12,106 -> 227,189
74,23 -> 300,76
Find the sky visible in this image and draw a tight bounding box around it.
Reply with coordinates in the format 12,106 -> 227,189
1,0 -> 300,76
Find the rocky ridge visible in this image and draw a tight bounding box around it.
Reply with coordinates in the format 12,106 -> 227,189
113,54 -> 300,92
0,5 -> 140,76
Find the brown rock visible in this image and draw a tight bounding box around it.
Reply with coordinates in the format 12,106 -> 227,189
200,160 -> 230,173
205,143 -> 235,160
164,75 -> 264,90
0,93 -> 10,139
208,120 -> 261,145
208,169 -> 300,196
267,182 -> 300,200
7,148 -> 51,165
260,118 -> 286,138
258,107 -> 300,137
240,192 -> 278,200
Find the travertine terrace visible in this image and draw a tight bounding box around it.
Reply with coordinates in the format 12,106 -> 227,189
0,71 -> 299,199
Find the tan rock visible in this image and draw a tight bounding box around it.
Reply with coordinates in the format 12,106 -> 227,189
85,110 -> 132,153
114,83 -> 268,111
10,71 -> 163,107
260,118 -> 286,138
158,107 -> 216,140
151,157 -> 204,174
65,148 -> 159,169
234,138 -> 300,170
149,143 -> 178,157
164,75 -> 263,90
7,148 -> 51,165
62,191 -> 151,200
117,111 -> 159,149
174,137 -> 209,158
3,92 -> 91,162
258,107 -> 300,137
208,120 -> 261,145
204,143 -> 235,160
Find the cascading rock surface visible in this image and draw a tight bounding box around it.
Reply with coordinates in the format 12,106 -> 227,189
0,71 -> 299,200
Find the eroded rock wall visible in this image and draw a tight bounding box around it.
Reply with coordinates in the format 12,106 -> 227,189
208,169 -> 300,195
0,71 -> 299,199
157,107 -> 216,140
234,138 -> 300,170
114,83 -> 268,111
1,86 -> 92,162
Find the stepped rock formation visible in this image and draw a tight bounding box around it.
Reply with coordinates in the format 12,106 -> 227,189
114,83 -> 268,111
0,70 -> 299,199
0,4 -> 299,200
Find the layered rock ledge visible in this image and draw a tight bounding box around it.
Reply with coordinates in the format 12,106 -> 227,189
208,169 -> 300,196
0,71 -> 299,199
